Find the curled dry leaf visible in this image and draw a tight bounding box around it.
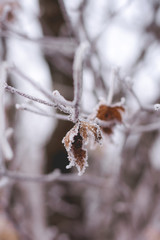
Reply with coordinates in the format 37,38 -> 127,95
96,103 -> 125,134
62,121 -> 102,176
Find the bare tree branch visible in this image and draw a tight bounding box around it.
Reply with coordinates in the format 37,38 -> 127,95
0,24 -> 77,56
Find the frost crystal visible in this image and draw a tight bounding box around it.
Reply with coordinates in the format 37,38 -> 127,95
62,121 -> 102,176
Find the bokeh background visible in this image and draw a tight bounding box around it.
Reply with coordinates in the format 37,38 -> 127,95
1,0 -> 160,239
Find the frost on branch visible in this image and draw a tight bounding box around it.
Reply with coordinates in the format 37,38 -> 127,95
93,100 -> 125,134
62,121 -> 102,176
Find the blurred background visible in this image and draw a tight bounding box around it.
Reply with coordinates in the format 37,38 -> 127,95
1,0 -> 160,239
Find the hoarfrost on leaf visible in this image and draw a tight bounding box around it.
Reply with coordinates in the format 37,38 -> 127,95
62,121 -> 102,176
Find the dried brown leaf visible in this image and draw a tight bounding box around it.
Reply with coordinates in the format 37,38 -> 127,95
96,105 -> 124,122
96,104 -> 125,134
62,121 -> 102,175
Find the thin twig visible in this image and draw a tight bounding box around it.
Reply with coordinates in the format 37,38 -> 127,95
7,65 -> 73,113
73,42 -> 88,122
5,84 -> 55,107
9,65 -> 68,104
16,103 -> 72,121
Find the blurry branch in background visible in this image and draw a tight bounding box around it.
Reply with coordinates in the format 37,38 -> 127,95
0,63 -> 12,188
116,70 -> 154,112
131,121 -> 160,133
1,1 -> 160,239
0,63 -> 13,164
74,0 -> 108,97
0,22 -> 77,56
0,168 -> 106,187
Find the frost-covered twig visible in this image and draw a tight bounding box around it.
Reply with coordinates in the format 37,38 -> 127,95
5,84 -> 54,107
7,65 -> 73,113
16,103 -> 72,121
73,42 -> 88,122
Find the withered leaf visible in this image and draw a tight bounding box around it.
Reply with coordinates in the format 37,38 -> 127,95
62,121 -> 102,175
96,104 -> 125,134
96,105 -> 124,122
